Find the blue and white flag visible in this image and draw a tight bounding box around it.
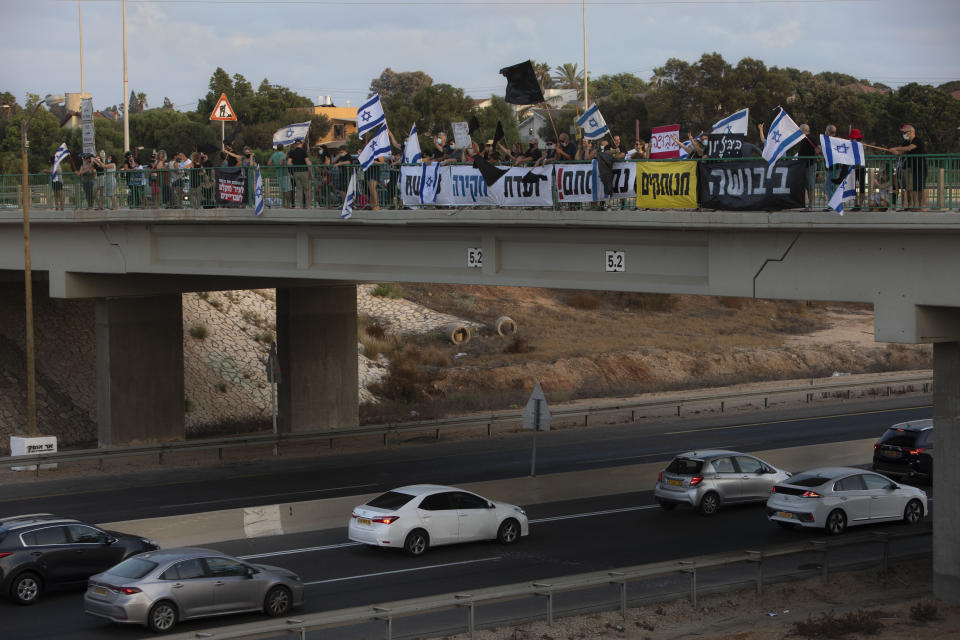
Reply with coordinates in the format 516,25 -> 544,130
712,108 -> 749,135
341,171 -> 356,219
819,135 -> 865,168
253,165 -> 264,215
404,123 -> 422,164
51,143 -> 69,181
420,162 -> 441,204
272,122 -> 311,149
358,126 -> 392,170
677,131 -> 703,160
762,108 -> 803,167
827,166 -> 857,215
576,103 -> 609,140
356,93 -> 387,138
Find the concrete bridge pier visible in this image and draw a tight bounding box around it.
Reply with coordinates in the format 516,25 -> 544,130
95,294 -> 185,446
934,341 -> 960,604
276,284 -> 358,433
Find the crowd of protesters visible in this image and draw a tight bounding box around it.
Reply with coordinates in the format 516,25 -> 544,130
31,120 -> 931,212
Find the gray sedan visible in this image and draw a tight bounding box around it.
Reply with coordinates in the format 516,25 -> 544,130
84,548 -> 304,633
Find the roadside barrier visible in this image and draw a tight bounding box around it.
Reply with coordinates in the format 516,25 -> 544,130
1,371 -> 931,474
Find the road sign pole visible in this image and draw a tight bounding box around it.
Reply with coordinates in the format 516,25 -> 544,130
271,380 -> 277,435
530,399 -> 540,477
221,120 -> 224,149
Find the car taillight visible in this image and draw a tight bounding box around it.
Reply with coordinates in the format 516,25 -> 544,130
909,448 -> 926,455
372,516 -> 398,525
873,444 -> 878,449
658,471 -> 662,482
114,587 -> 142,595
350,512 -> 358,519
0,552 -> 12,558
770,486 -> 777,493
689,477 -> 704,486
801,491 -> 822,498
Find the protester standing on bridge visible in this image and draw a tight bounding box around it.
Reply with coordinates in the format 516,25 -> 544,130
43,153 -> 66,211
822,125 -> 841,207
287,139 -> 312,208
121,153 -> 145,208
78,154 -> 96,210
268,144 -> 290,208
848,129 -> 867,210
888,124 -> 927,212
103,153 -> 118,210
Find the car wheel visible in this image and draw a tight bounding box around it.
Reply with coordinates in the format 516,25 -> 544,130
147,601 -> 178,633
10,572 -> 42,605
776,521 -> 796,530
264,585 -> 292,617
825,509 -> 847,536
658,500 -> 677,511
497,518 -> 520,544
698,492 -> 720,516
404,529 -> 429,557
903,499 -> 924,525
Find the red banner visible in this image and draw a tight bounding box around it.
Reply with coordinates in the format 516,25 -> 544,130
649,124 -> 681,159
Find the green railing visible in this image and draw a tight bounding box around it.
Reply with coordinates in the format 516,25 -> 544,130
2,155 -> 958,213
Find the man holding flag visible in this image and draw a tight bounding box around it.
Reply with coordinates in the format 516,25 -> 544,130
403,123 -> 422,164
819,132 -> 865,214
359,126 -> 392,210
45,143 -> 70,210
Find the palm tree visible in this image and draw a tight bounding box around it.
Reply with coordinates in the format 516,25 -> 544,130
534,61 -> 555,90
552,63 -> 583,90
135,92 -> 147,112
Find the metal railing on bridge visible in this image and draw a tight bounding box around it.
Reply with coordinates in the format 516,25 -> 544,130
2,154 -> 959,214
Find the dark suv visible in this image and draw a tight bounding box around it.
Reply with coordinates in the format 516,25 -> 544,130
0,514 -> 158,605
873,419 -> 933,482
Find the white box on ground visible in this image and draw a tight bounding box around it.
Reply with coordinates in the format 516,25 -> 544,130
10,435 -> 58,471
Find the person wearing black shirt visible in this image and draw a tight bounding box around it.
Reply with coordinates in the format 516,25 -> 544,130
286,140 -> 312,208
889,124 -> 927,211
553,132 -> 577,162
514,139 -> 541,165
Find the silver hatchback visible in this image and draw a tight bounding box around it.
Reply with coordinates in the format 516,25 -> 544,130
84,548 -> 304,633
654,450 -> 792,515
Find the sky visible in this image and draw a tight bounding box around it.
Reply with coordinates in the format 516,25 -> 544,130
4,0 -> 959,113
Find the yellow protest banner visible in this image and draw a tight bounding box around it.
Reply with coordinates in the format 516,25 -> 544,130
635,161 -> 698,209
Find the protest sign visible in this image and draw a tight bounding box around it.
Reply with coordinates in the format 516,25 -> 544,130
699,158 -> 805,210
649,124 -> 681,159
635,161 -> 698,209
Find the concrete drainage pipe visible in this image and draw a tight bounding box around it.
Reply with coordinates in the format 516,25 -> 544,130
444,323 -> 472,345
495,316 -> 517,337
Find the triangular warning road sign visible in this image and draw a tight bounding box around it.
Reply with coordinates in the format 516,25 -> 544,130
209,93 -> 237,121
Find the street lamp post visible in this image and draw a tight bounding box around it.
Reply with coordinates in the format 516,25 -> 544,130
20,94 -> 64,437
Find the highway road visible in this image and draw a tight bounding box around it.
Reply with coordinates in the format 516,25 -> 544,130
0,397 -> 934,639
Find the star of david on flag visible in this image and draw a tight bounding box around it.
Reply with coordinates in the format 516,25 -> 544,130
357,93 -> 386,138
272,122 -> 311,148
711,108 -> 749,136
420,162 -> 441,204
341,171 -> 356,219
819,134 -> 865,167
576,103 -> 609,141
827,166 -> 857,215
253,165 -> 264,216
762,108 -> 803,168
358,126 -> 392,171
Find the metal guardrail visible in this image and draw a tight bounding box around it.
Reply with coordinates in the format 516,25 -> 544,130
2,372 -> 932,473
154,524 -> 932,640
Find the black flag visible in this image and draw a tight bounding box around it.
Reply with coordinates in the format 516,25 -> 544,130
473,154 -> 508,188
499,60 -> 545,105
596,152 -> 614,196
468,116 -> 480,136
493,121 -> 505,147
521,170 -> 547,185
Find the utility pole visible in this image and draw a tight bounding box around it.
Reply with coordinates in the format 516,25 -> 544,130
123,0 -> 129,152
582,0 -> 588,111
78,0 -> 85,97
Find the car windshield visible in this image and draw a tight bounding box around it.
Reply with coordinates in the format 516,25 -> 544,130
877,428 -> 920,447
107,557 -> 158,579
787,474 -> 830,488
366,491 -> 415,510
665,458 -> 703,475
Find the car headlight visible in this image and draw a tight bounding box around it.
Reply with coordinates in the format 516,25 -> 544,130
141,538 -> 158,548
514,507 -> 526,516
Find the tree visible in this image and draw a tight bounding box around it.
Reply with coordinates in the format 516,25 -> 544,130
590,73 -> 647,104
473,96 -> 521,146
162,97 -> 174,110
135,92 -> 147,112
409,84 -> 476,135
369,69 -> 433,101
553,63 -> 583,90
533,61 -> 555,90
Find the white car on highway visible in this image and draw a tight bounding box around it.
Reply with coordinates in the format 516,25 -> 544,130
766,467 -> 927,535
348,485 -> 529,556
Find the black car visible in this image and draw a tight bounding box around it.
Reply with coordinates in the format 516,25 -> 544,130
0,514 -> 158,605
873,419 -> 934,482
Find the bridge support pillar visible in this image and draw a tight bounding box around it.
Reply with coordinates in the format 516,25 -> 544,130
934,341 -> 960,604
95,294 -> 184,446
276,285 -> 358,433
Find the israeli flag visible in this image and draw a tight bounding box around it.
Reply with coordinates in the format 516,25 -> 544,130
677,131 -> 702,160
52,143 -> 69,181
272,122 -> 311,149
358,126 -> 392,171
576,103 -> 609,141
404,123 -> 422,164
827,166 -> 857,215
341,171 -> 356,219
712,108 -> 749,135
820,135 -> 865,167
420,162 -> 440,204
357,93 -> 387,138
762,108 -> 803,167
253,165 -> 264,216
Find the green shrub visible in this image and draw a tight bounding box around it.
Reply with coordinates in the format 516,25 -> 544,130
371,283 -> 406,299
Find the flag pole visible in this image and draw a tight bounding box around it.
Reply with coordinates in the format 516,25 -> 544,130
582,0 -> 588,112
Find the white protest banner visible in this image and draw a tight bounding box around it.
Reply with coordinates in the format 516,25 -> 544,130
438,165 -> 497,207
602,162 -> 637,200
492,167 -> 553,207
556,162 -> 598,202
649,124 -> 680,159
400,164 -> 424,207
451,121 -> 471,151
81,97 -> 95,155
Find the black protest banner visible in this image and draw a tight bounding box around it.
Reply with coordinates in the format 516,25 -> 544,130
216,167 -> 247,205
699,158 -> 805,211
707,133 -> 744,159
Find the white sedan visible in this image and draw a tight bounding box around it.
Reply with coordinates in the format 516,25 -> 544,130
766,467 -> 927,535
348,485 -> 529,556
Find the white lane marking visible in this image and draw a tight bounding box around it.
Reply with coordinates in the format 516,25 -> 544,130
239,542 -> 362,560
304,557 -> 501,585
155,484 -> 377,510
530,505 -> 658,524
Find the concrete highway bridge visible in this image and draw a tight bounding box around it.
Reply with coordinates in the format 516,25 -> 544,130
1,205 -> 959,602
